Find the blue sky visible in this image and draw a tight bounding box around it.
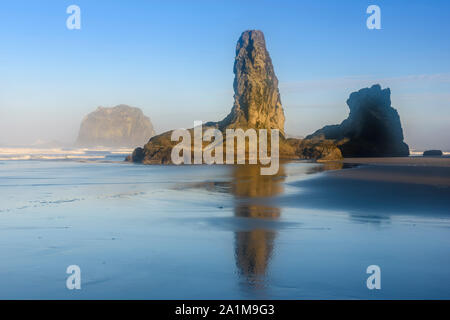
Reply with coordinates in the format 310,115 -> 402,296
0,0 -> 449,149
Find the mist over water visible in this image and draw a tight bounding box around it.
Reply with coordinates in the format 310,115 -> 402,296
0,147 -> 133,161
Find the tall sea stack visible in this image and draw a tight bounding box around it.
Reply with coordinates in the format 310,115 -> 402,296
219,30 -> 285,134
129,30 -> 342,164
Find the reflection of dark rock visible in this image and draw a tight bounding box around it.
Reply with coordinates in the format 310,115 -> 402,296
348,213 -> 391,225
77,105 -> 155,148
308,85 -> 409,157
423,150 -> 443,157
280,166 -> 450,218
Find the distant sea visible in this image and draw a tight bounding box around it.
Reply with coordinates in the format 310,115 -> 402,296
0,147 -> 449,299
0,147 -> 133,161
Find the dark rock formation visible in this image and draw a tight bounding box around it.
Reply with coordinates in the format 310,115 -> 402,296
308,84 -> 409,157
126,147 -> 146,162
423,150 -> 443,157
76,105 -> 155,148
129,30 -> 342,164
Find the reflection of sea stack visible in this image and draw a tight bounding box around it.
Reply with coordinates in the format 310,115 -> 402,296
308,85 -> 409,157
232,164 -> 284,219
232,165 -> 285,288
129,30 -> 341,163
235,230 -> 276,287
76,105 -> 155,148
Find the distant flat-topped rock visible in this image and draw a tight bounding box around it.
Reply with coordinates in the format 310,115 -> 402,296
423,150 -> 443,157
308,84 -> 409,157
76,105 -> 155,148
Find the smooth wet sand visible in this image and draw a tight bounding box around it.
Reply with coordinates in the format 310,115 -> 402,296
0,159 -> 449,299
281,159 -> 450,217
342,156 -> 450,167
331,157 -> 450,187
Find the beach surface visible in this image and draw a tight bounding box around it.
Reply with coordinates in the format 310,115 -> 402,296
0,153 -> 449,299
343,156 -> 450,167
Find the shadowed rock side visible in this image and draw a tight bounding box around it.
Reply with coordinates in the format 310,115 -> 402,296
77,105 -> 155,148
307,84 -> 409,157
128,30 -> 342,163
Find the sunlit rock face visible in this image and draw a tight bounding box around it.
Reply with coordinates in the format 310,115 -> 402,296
129,30 -> 341,163
308,84 -> 409,157
219,30 -> 285,134
76,105 -> 155,148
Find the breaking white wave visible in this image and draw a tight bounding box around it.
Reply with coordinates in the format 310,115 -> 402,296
0,147 -> 133,161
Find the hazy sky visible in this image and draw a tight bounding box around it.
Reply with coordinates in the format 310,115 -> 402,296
1,0 -> 449,150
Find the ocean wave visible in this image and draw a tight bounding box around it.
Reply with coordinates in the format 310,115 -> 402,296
0,155 -> 32,161
0,147 -> 129,161
0,148 -> 85,155
110,150 -> 134,154
0,155 -> 106,160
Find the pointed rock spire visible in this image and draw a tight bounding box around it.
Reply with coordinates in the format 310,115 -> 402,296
221,30 -> 285,135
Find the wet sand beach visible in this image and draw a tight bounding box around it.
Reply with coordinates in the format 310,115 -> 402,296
342,156 -> 450,167
0,156 -> 449,299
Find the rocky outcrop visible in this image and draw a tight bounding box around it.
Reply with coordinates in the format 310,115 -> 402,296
287,138 -> 343,161
129,30 -> 342,164
76,105 -> 155,148
308,84 -> 409,157
218,30 -> 285,133
423,150 -> 443,157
